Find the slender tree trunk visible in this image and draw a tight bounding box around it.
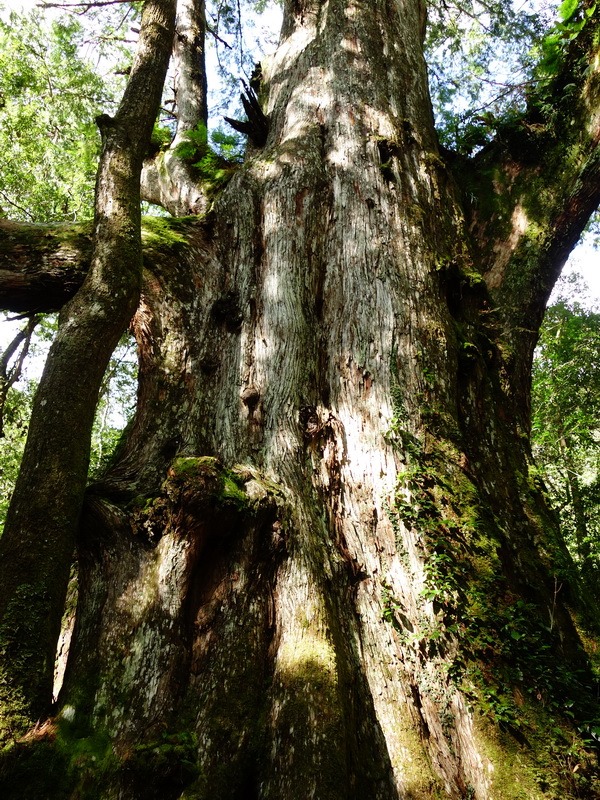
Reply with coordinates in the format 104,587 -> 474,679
1,1 -> 600,798
0,0 -> 176,734
140,0 -> 208,216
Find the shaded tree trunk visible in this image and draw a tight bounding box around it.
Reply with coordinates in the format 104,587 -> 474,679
1,1 -> 600,798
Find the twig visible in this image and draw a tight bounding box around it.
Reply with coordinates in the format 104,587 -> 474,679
0,190 -> 34,222
548,576 -> 563,632
38,0 -> 134,8
0,316 -> 40,437
205,21 -> 232,50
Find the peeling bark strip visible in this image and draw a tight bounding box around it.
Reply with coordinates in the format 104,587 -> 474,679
1,1 -> 600,798
0,0 -> 177,729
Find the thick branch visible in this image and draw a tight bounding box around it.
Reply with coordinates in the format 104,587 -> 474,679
141,150 -> 208,216
0,220 -> 91,313
469,9 -> 599,291
0,217 -> 210,312
172,0 -> 207,142
140,0 -> 209,215
451,7 -> 600,400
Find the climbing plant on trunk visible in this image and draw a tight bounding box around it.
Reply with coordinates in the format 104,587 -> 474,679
0,0 -> 599,798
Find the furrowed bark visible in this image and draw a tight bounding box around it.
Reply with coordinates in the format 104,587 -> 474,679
0,0 -> 176,733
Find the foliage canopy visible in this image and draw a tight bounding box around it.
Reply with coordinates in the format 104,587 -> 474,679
532,276 -> 600,584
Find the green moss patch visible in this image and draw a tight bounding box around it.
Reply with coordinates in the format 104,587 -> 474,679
141,216 -> 196,251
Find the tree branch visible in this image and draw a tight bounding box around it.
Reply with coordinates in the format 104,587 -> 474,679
140,0 -> 210,215
0,216 -> 213,313
141,151 -> 209,215
0,220 -> 92,313
0,316 -> 39,437
451,5 -> 600,393
172,0 -> 208,142
470,7 -> 599,285
39,0 -> 133,9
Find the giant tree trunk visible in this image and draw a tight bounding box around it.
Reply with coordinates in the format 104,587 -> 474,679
1,1 -> 600,798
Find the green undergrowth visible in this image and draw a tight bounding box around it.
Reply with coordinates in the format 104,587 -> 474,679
121,730 -> 200,797
0,719 -> 199,800
0,735 -> 72,800
0,669 -> 35,749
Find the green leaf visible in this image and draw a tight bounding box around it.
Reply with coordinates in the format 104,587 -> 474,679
558,0 -> 579,22
0,8 -> 120,222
